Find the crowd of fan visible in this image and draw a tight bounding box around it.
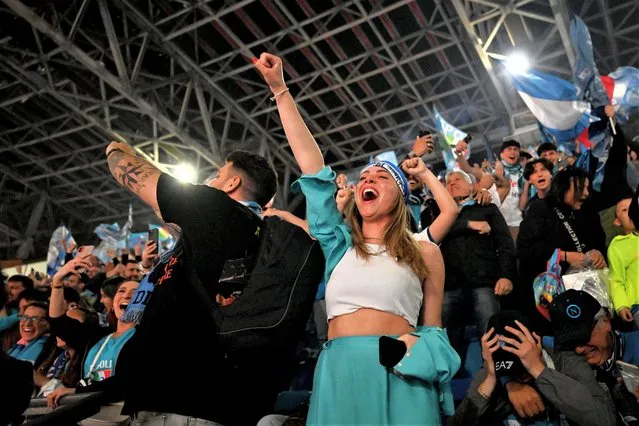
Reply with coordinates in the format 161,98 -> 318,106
1,52 -> 639,426
0,242 -> 160,422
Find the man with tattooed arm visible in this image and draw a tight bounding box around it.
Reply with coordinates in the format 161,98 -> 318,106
101,142 -> 277,425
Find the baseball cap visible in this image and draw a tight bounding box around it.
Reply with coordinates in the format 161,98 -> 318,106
487,311 -> 533,378
500,140 -> 521,152
550,289 -> 601,348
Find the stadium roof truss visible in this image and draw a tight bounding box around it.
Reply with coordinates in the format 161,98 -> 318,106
0,0 -> 638,259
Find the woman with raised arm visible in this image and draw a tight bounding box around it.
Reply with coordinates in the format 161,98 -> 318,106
254,53 -> 459,425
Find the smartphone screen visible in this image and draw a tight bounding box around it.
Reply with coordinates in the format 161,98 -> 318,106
149,228 -> 160,254
121,253 -> 129,264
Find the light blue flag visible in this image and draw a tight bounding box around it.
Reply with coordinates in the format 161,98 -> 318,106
609,66 -> 639,124
46,225 -> 76,276
93,205 -> 133,249
434,108 -> 469,170
570,15 -> 610,108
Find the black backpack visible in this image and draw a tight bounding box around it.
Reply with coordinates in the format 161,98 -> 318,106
183,216 -> 324,424
183,215 -> 325,359
216,216 -> 324,355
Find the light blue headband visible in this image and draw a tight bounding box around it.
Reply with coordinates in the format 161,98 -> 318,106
361,160 -> 409,202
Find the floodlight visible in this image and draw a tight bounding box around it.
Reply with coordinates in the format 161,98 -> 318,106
504,51 -> 530,75
174,163 -> 197,183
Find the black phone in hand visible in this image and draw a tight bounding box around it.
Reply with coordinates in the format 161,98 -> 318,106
379,336 -> 407,369
148,228 -> 160,254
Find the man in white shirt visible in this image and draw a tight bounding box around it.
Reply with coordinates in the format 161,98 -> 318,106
497,140 -> 523,241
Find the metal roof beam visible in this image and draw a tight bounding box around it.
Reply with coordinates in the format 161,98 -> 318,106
0,161 -> 87,224
97,0 -> 129,84
113,0 -> 299,170
596,0 -> 620,70
450,0 -> 514,131
0,122 -> 96,153
2,0 -> 222,168
549,0 -> 576,72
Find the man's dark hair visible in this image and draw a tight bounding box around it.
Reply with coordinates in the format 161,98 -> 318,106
523,158 -> 554,181
63,287 -> 81,304
102,277 -> 126,300
17,289 -> 47,304
549,166 -> 590,206
24,301 -> 49,317
125,259 -> 138,266
537,142 -> 558,156
227,150 -> 277,207
7,275 -> 34,292
102,276 -> 138,303
519,151 -> 532,160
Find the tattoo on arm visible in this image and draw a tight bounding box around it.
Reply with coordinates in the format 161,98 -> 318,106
107,151 -> 160,196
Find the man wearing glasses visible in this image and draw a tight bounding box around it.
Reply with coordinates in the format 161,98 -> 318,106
7,302 -> 50,364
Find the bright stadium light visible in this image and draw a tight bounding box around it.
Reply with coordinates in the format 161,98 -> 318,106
504,51 -> 530,75
173,163 -> 197,183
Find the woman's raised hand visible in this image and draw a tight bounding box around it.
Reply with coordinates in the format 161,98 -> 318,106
253,53 -> 287,93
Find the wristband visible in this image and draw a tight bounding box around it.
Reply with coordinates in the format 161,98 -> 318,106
270,87 -> 289,101
52,285 -> 63,289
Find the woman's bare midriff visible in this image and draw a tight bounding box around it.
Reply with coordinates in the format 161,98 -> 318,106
328,308 -> 415,339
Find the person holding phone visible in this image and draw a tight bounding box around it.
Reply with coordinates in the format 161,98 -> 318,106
254,52 -> 459,425
46,257 -> 139,408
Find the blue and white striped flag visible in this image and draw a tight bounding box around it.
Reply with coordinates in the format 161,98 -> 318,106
509,69 -> 597,143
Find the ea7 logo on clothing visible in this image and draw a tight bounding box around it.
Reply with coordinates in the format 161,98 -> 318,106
495,361 -> 514,370
566,304 -> 581,319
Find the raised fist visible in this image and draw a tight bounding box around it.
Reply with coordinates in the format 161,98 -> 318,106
253,53 -> 287,93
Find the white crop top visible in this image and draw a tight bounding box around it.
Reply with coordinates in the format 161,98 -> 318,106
325,244 -> 423,327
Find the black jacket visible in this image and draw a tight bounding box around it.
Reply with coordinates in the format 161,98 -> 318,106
516,198 -> 607,330
440,203 -> 516,290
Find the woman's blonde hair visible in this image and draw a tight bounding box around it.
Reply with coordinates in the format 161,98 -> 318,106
346,188 -> 429,281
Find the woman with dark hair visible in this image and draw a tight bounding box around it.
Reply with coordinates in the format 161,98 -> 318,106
34,308 -> 92,395
99,277 -> 126,328
517,166 -> 608,332
45,258 -> 138,407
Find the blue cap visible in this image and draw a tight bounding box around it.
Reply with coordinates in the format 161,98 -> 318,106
361,160 -> 409,202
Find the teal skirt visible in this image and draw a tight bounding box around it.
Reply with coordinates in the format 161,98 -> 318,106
307,335 -> 443,425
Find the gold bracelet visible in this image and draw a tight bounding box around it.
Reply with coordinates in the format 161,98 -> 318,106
270,87 -> 289,101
